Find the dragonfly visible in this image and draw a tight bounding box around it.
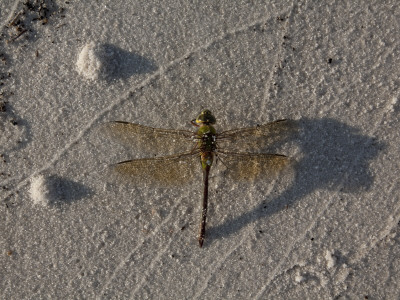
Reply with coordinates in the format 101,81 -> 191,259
104,109 -> 294,247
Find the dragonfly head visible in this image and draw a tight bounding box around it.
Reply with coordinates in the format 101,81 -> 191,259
196,109 -> 216,125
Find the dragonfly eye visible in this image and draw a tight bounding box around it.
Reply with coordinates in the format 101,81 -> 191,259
196,109 -> 216,124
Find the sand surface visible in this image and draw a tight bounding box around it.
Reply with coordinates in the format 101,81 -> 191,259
1,1 -> 399,299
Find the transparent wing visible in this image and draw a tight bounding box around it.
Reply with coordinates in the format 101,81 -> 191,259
111,151 -> 201,186
217,119 -> 298,152
101,121 -> 196,155
220,152 -> 291,181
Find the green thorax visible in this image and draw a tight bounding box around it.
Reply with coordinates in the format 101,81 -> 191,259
195,110 -> 217,170
197,124 -> 217,170
197,125 -> 217,152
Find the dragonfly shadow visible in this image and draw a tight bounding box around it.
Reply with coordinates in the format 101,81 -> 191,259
207,117 -> 385,244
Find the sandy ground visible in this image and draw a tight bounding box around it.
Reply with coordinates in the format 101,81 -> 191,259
1,1 -> 399,299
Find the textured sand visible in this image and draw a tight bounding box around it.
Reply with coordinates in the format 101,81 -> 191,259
1,1 -> 399,299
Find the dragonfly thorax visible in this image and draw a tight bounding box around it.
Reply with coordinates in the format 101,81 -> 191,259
197,124 -> 217,169
197,125 -> 217,152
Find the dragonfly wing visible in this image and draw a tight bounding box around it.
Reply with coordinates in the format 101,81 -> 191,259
102,121 -> 195,155
220,152 -> 291,181
112,152 -> 201,186
217,119 -> 298,152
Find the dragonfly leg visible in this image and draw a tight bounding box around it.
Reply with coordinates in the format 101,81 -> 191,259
214,151 -> 227,167
191,119 -> 200,127
189,142 -> 200,155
